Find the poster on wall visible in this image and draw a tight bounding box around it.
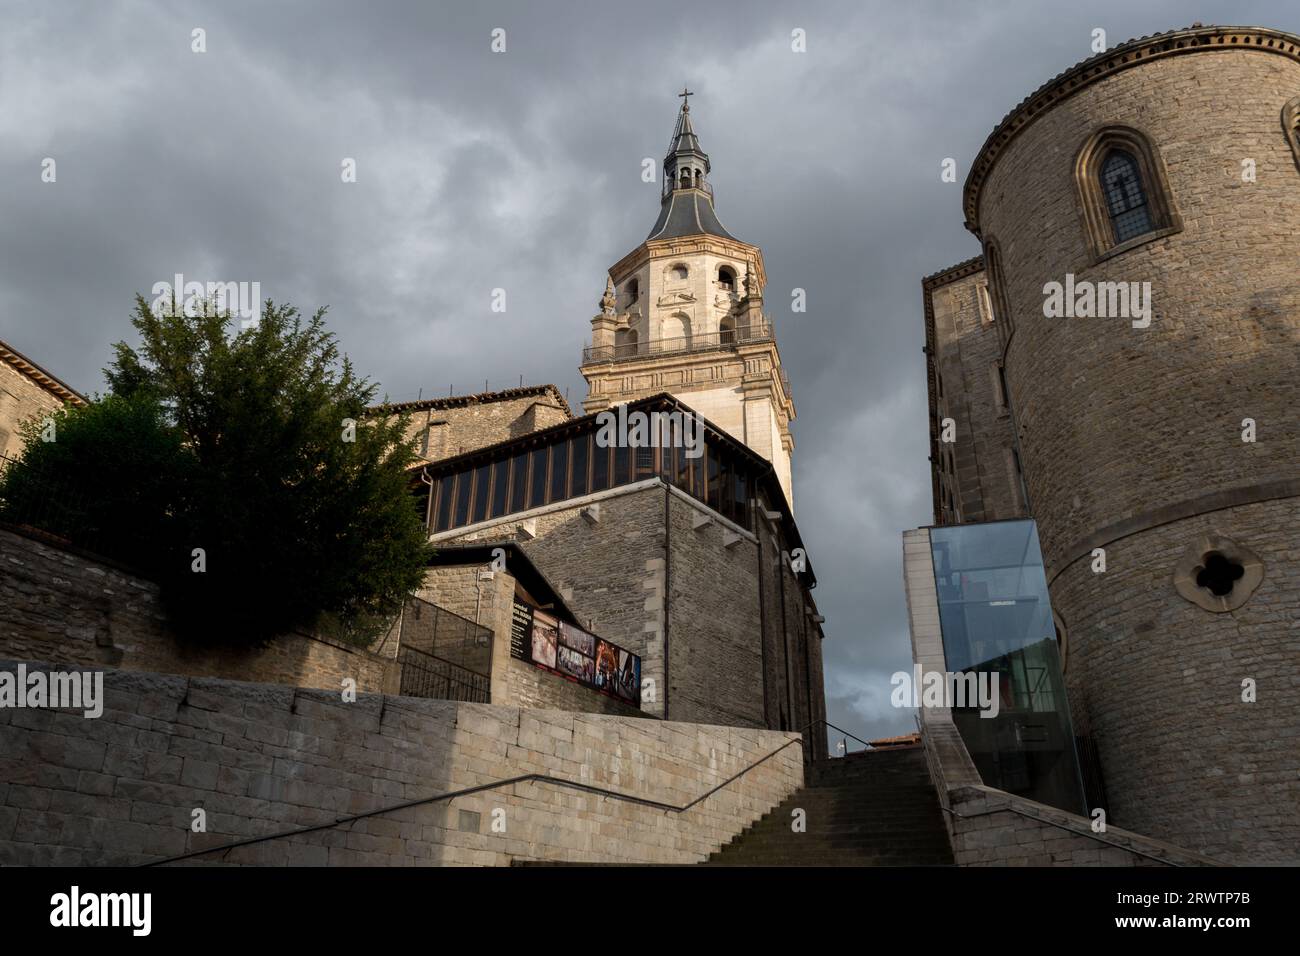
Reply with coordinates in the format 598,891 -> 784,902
511,599 -> 641,708
530,610 -> 559,669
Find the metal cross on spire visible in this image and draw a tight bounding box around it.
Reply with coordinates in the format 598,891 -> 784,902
678,86 -> 693,110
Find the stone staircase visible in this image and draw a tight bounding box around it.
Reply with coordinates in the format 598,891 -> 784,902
702,745 -> 954,866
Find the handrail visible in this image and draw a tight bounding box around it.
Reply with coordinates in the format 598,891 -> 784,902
915,723 -> 1227,868
936,801 -> 1226,868
142,717 -> 870,866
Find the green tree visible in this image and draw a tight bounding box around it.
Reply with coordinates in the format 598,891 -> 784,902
0,392 -> 188,571
92,295 -> 429,645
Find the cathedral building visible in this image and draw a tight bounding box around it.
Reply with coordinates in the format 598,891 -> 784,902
399,98 -> 826,739
916,24 -> 1300,864
580,94 -> 796,507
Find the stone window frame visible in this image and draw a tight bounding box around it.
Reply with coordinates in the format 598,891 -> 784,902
982,237 -> 1013,349
1172,534 -> 1265,613
1283,95 -> 1300,173
1074,124 -> 1182,264
1053,609 -> 1069,675
976,281 -> 994,326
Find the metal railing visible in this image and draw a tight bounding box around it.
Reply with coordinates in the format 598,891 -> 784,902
395,595 -> 492,702
582,319 -> 775,364
142,718 -> 872,866
398,645 -> 490,703
0,451 -> 113,557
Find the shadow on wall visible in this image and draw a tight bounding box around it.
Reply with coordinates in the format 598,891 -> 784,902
0,665 -> 804,866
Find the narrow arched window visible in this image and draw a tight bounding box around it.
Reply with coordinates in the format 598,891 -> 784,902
1075,126 -> 1180,260
718,316 -> 736,345
1100,150 -> 1153,243
1283,96 -> 1300,172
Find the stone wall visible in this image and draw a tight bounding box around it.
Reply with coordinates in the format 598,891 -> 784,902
432,479 -> 823,731
972,45 -> 1300,864
389,389 -> 570,466
925,263 -> 1025,524
416,563 -> 640,718
1050,497 -> 1300,864
0,664 -> 804,866
0,526 -> 397,696
0,355 -> 71,460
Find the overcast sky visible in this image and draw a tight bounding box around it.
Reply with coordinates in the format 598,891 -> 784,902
3,0 -> 1296,744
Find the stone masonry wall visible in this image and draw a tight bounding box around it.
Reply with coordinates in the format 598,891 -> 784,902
979,49 -> 1300,574
416,564 -> 639,718
928,268 -> 1025,524
395,393 -> 570,465
0,526 -> 397,696
975,47 -> 1300,865
0,664 -> 804,866
1051,497 -> 1300,864
665,490 -> 765,728
0,358 -> 70,460
437,484 -> 672,717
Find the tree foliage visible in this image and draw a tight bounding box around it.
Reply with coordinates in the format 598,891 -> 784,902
2,296 -> 430,646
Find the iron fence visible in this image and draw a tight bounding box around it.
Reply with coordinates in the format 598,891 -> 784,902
398,645 -> 490,703
0,451 -> 113,557
581,319 -> 775,364
395,594 -> 492,702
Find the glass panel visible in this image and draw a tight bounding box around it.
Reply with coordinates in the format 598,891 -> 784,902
634,444 -> 655,480
732,470 -> 748,527
509,451 -> 528,513
570,435 -> 590,497
691,450 -> 705,503
435,476 -> 454,533
717,450 -> 731,517
929,520 -> 1086,814
471,464 -> 491,524
490,460 -> 510,518
453,472 -> 472,528
675,442 -> 691,493
529,447 -> 548,508
591,440 -> 610,492
706,445 -> 721,511
550,440 -> 569,503
613,445 -> 631,486
1100,150 -> 1153,243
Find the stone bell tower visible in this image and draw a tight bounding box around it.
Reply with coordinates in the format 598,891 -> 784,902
580,91 -> 796,507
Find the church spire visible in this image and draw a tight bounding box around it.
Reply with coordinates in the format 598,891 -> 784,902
647,91 -> 735,242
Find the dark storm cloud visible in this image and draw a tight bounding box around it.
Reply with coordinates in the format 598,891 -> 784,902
4,0 -> 1295,741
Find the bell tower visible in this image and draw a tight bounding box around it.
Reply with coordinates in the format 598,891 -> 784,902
580,91 -> 796,506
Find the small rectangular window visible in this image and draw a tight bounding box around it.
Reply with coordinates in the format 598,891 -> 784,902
435,476 -> 455,532
706,445 -> 722,511
471,464 -> 491,524
509,452 -> 528,513
732,470 -> 748,528
570,435 -> 589,498
613,445 -> 631,485
529,447 -> 548,508
453,472 -> 472,527
550,440 -> 569,503
591,440 -> 610,491
490,460 -> 510,518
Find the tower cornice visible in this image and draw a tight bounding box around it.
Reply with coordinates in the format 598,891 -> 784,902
609,235 -> 766,290
963,24 -> 1300,236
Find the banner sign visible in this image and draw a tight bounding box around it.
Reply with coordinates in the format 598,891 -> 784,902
510,600 -> 641,707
